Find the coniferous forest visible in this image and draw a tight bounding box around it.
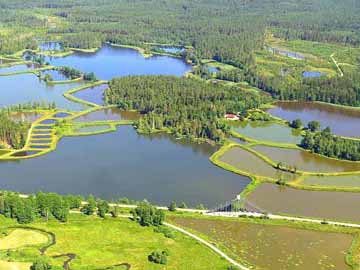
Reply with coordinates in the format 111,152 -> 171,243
106,76 -> 268,141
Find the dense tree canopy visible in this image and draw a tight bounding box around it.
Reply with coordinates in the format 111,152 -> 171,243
301,128 -> 360,161
106,76 -> 268,142
0,111 -> 30,149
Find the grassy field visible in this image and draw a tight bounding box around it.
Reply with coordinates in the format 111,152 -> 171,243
0,215 -> 230,270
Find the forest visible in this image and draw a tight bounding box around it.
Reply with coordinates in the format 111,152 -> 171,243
301,128 -> 360,161
106,76 -> 268,142
0,112 -> 30,149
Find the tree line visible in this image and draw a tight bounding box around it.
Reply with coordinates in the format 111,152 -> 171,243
105,76 -> 268,142
301,127 -> 360,161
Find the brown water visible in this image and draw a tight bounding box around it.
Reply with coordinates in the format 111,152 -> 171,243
252,145 -> 360,173
246,183 -> 360,222
74,108 -> 140,122
170,217 -> 353,270
218,146 -> 296,180
302,175 -> 360,188
267,101 -> 360,138
9,112 -> 42,123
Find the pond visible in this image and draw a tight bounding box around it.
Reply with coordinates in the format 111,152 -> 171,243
74,108 -> 141,122
302,174 -> 360,188
72,84 -> 108,106
268,47 -> 305,60
207,66 -> 219,73
40,69 -> 70,81
9,112 -> 42,123
302,71 -> 324,78
0,63 -> 39,74
252,145 -> 360,173
170,216 -> 353,270
44,44 -> 192,80
231,121 -> 302,144
0,126 -> 250,207
157,46 -> 184,54
218,146 -> 296,180
74,125 -> 110,133
0,73 -> 85,111
267,101 -> 360,138
39,42 -> 63,52
245,183 -> 360,222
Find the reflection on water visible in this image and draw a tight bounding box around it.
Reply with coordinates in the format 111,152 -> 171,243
246,183 -> 360,222
0,126 -> 250,207
267,101 -> 360,138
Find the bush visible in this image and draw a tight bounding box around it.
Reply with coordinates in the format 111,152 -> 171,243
30,258 -> 52,270
154,226 -> 176,239
131,202 -> 165,226
148,251 -> 168,265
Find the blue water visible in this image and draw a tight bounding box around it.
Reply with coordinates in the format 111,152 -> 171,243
45,44 -> 192,80
0,126 -> 250,207
208,66 -> 219,73
0,73 -> 86,111
39,42 -> 63,52
158,46 -> 184,54
41,69 -> 69,81
303,71 -> 324,78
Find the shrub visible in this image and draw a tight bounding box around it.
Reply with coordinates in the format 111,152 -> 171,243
148,251 -> 168,265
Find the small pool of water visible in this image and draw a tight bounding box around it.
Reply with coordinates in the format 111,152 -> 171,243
72,84 -> 108,106
74,125 -> 110,133
207,66 -> 219,73
218,146 -> 296,181
53,112 -> 72,118
40,70 -> 70,81
268,47 -> 305,60
39,42 -> 63,52
231,121 -> 302,144
302,71 -> 324,78
9,112 -> 42,123
158,46 -> 184,54
74,108 -> 140,122
0,63 -> 40,74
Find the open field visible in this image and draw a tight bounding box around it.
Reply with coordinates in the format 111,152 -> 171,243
169,215 -> 355,270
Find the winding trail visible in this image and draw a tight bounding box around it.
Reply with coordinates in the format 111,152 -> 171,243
330,53 -> 344,77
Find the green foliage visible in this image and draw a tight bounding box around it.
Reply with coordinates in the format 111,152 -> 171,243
106,76 -> 267,142
64,195 -> 83,209
97,200 -> 109,218
131,202 -> 165,227
81,194 -> 96,215
168,201 -> 177,212
59,66 -> 82,79
0,111 -> 30,149
30,258 -> 52,270
179,202 -> 187,209
148,250 -> 168,265
307,121 -> 321,132
154,226 -> 176,239
290,118 -> 303,129
83,72 -> 97,81
0,192 -> 69,223
301,128 -> 360,161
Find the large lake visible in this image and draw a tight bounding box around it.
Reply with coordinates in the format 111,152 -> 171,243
45,44 -> 192,80
267,101 -> 360,138
0,126 -> 249,207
